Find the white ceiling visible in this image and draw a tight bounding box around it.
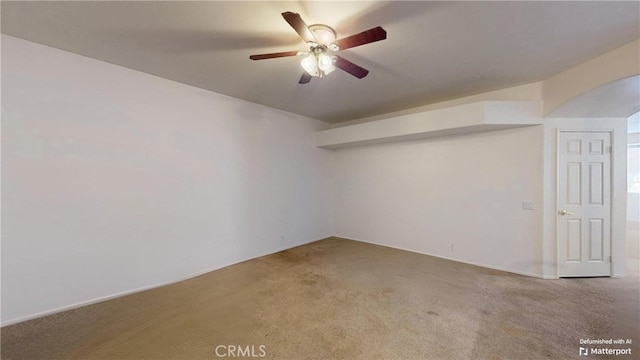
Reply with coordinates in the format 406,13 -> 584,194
2,1 -> 639,123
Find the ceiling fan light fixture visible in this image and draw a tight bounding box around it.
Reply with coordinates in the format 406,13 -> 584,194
301,51 -> 335,77
317,53 -> 335,72
308,24 -> 336,46
250,12 -> 386,83
301,54 -> 319,76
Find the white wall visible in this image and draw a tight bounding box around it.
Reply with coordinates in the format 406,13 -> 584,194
1,35 -> 333,325
331,125 -> 544,277
628,113 -> 640,222
628,138 -> 640,222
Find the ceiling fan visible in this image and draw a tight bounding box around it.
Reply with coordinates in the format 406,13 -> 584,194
249,12 -> 387,84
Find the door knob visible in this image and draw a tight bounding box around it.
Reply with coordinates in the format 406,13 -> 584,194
558,210 -> 573,216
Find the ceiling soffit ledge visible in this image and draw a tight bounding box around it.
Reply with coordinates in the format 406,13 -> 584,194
316,101 -> 542,149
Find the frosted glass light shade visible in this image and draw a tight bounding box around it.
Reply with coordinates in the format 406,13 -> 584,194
301,49 -> 336,77
317,53 -> 333,71
309,24 -> 336,46
301,54 -> 319,76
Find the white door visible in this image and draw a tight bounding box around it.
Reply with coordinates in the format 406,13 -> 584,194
558,131 -> 611,277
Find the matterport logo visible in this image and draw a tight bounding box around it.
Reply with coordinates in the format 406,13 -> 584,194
579,338 -> 633,356
215,345 -> 266,358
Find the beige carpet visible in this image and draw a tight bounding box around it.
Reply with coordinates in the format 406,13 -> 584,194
2,236 -> 638,359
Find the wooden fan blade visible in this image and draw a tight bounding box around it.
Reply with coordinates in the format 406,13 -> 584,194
333,26 -> 386,50
282,12 -> 317,43
334,56 -> 369,79
299,72 -> 312,84
249,51 -> 299,60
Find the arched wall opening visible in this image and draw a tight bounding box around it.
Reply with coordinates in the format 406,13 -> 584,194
542,75 -> 640,278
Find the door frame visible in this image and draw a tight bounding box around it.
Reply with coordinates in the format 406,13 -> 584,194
555,129 -> 616,278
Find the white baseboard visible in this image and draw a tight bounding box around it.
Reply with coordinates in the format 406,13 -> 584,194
336,235 -> 546,279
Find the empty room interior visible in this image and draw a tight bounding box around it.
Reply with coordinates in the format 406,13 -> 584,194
1,1 -> 640,359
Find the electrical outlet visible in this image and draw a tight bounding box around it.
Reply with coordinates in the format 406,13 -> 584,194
451,244 -> 454,253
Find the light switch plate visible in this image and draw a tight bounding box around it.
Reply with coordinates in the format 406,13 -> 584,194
522,201 -> 534,210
